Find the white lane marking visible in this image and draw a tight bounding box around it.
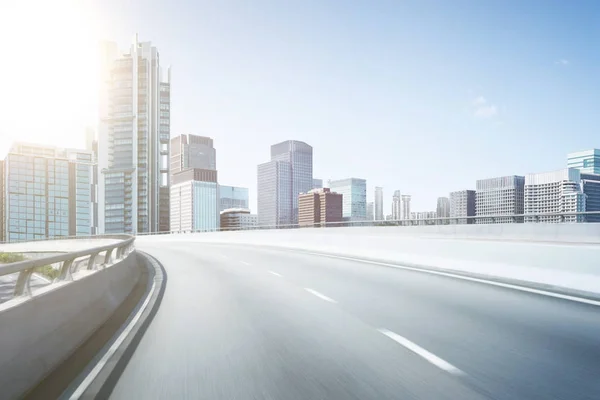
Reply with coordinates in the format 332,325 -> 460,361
240,261 -> 251,266
378,329 -> 464,376
268,270 -> 282,277
302,252 -> 600,307
304,288 -> 338,303
69,280 -> 158,399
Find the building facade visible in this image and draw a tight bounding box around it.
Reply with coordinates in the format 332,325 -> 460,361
312,179 -> 323,189
410,211 -> 437,225
567,149 -> 600,175
98,35 -> 171,234
450,190 -> 476,224
391,190 -> 401,220
220,208 -> 257,230
436,197 -> 450,223
401,194 -> 411,220
524,169 -> 585,223
1,143 -> 96,242
328,178 -> 367,221
269,140 -> 313,224
170,168 -> 219,232
219,185 -> 249,212
475,175 -> 525,223
171,134 -> 216,175
257,160 -> 292,226
366,202 -> 374,221
298,188 -> 343,227
374,186 -> 384,220
580,173 -> 600,223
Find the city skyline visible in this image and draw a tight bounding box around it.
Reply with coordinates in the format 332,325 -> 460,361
1,1 -> 599,216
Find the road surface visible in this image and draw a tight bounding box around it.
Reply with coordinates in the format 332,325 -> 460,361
110,241 -> 600,399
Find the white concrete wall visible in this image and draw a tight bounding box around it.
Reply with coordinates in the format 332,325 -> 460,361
0,252 -> 140,399
138,224 -> 600,295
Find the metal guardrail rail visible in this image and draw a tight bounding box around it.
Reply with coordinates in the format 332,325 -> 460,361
0,235 -> 135,299
137,210 -> 600,235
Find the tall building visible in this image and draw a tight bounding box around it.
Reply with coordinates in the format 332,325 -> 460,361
298,188 -> 343,227
436,197 -> 450,223
313,178 -> 323,189
257,140 -> 312,226
401,194 -> 411,220
374,186 -> 384,220
85,128 -> 99,235
98,35 -> 171,234
328,178 -> 367,221
524,169 -> 585,223
257,160 -> 292,226
366,201 -> 374,221
567,149 -> 600,175
450,190 -> 476,224
0,160 -> 4,242
219,185 -> 249,212
1,143 -> 96,242
475,176 -> 525,223
171,134 -> 216,175
220,208 -> 257,231
170,168 -> 219,232
391,190 -> 401,220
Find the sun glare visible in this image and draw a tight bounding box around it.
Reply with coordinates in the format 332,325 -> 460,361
0,0 -> 100,156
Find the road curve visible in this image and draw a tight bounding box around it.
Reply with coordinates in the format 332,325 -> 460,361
109,241 -> 600,399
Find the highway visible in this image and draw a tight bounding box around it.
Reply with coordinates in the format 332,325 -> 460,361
110,241 -> 600,399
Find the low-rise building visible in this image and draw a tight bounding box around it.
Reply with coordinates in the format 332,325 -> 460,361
220,208 -> 258,230
298,188 -> 343,227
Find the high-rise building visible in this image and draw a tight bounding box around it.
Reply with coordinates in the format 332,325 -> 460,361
257,140 -> 312,226
450,190 -> 476,224
98,35 -> 171,234
85,128 -> 99,235
0,160 -> 4,242
171,134 -> 216,175
401,195 -> 411,220
298,188 -> 343,227
1,143 -> 96,242
219,185 -> 249,212
257,160 -> 292,226
366,202 -> 374,221
270,140 -> 313,224
391,190 -> 401,220
328,178 -> 367,221
524,169 -> 585,223
475,176 -> 525,223
220,208 -> 257,231
374,186 -> 384,220
170,168 -> 219,232
567,149 -> 600,175
313,178 -> 323,189
436,197 -> 450,223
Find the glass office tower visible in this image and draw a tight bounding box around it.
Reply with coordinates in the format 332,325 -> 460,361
328,178 -> 367,221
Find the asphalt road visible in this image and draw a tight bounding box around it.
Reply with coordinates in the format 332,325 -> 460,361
110,241 -> 600,399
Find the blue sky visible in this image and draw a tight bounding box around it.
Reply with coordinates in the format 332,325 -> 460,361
31,1 -> 600,212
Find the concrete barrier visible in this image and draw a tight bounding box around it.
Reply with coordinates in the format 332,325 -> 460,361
0,251 -> 141,400
138,224 -> 600,296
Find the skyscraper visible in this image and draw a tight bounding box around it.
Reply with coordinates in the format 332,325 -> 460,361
170,168 -> 219,232
524,169 -> 585,223
257,160 -> 292,226
328,178 -> 367,221
98,35 -> 171,234
366,201 -> 374,221
171,134 -> 216,175
1,143 -> 96,242
374,186 -> 384,220
257,140 -> 312,226
391,190 -> 401,220
475,176 -> 525,223
270,140 -> 313,224
567,149 -> 600,174
401,194 -> 411,220
436,197 -> 450,223
312,178 -> 323,189
450,190 -> 476,224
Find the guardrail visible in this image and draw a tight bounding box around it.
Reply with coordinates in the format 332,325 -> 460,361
0,234 -> 135,300
137,210 -> 600,236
